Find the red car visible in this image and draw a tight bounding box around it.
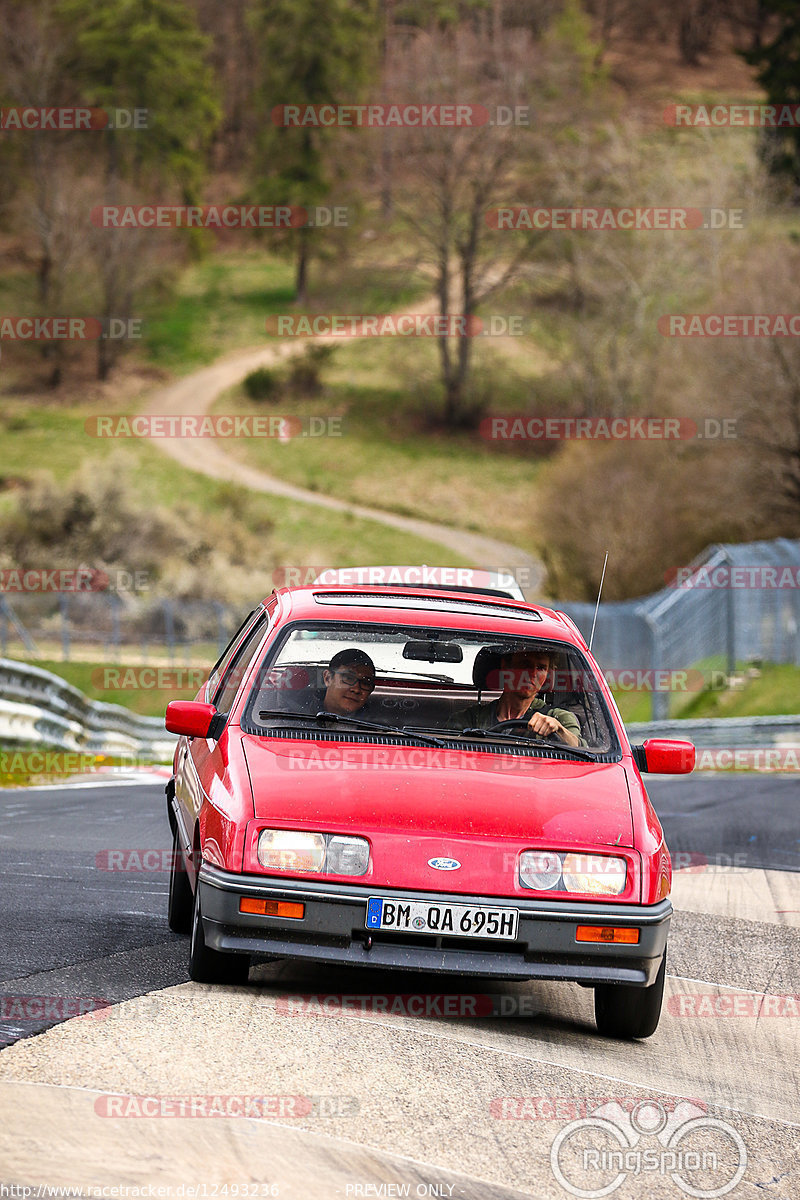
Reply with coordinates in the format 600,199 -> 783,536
165,585 -> 694,1039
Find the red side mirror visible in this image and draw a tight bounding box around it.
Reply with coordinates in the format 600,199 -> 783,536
633,738 -> 695,774
165,700 -> 218,739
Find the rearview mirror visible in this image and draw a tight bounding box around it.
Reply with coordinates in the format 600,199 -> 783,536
632,738 -> 695,774
403,639 -> 463,663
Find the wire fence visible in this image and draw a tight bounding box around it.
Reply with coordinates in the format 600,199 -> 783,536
2,538 -> 799,718
0,593 -> 250,667
559,538 -> 800,717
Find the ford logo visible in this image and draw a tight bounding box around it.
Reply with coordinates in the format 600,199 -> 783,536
428,857 -> 461,871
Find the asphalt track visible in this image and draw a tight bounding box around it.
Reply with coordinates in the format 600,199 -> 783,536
0,774 -> 797,1198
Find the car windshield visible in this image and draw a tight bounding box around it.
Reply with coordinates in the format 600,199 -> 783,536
241,621 -> 620,756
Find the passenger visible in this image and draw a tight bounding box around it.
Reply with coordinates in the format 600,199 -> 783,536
310,648 -> 377,717
452,648 -> 584,746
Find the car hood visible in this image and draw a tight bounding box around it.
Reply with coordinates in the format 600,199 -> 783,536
241,736 -> 633,849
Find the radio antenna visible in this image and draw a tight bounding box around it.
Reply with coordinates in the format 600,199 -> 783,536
589,552 -> 609,653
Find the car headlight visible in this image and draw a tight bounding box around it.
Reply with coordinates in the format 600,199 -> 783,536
257,830 -> 326,873
518,850 -> 626,895
562,853 -> 626,895
519,850 -> 562,890
256,829 -> 370,876
326,835 -> 370,876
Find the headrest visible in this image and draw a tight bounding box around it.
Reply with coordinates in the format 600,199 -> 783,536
258,664 -> 311,693
472,643 -> 563,691
472,645 -> 505,690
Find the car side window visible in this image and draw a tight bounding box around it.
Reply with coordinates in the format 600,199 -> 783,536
212,612 -> 271,715
207,608 -> 261,698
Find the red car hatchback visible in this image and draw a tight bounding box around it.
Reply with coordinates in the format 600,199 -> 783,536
165,585 -> 694,1039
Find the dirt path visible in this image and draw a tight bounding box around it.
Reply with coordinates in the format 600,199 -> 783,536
141,336 -> 545,597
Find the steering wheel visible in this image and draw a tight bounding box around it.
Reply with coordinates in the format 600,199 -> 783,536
483,719 -> 558,743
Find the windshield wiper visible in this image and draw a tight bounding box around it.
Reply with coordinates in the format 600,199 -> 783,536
256,708 -> 446,747
456,728 -> 599,761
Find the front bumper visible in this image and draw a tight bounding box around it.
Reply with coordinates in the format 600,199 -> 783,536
197,865 -> 671,986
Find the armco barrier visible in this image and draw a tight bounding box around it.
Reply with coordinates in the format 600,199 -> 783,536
0,658 -> 177,760
2,656 -> 798,764
626,714 -> 800,749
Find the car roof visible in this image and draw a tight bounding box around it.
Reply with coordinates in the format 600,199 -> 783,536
265,585 -> 588,649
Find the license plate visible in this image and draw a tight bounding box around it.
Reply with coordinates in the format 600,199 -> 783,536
366,897 -> 518,941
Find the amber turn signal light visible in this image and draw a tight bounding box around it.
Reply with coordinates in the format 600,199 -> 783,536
239,897 -> 304,919
576,925 -> 639,944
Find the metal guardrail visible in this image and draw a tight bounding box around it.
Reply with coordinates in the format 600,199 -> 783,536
2,656 -> 799,768
0,658 -> 177,760
626,714 -> 800,748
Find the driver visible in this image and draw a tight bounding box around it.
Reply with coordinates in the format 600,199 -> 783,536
451,648 -> 584,746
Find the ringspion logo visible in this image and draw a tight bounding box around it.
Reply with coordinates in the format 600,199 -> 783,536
550,1100 -> 746,1197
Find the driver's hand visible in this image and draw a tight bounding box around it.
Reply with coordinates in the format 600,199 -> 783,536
527,713 -> 580,746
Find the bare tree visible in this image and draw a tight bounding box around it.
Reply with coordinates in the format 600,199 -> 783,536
0,2 -> 81,384
388,23 -> 553,427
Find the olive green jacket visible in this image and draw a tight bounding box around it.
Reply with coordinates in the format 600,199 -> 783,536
448,697 -> 585,745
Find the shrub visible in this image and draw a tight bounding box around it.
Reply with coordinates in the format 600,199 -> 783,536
243,367 -> 279,401
287,344 -> 337,397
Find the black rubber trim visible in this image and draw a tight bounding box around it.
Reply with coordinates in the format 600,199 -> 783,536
238,724 -> 621,764
200,864 -> 671,923
197,866 -> 670,986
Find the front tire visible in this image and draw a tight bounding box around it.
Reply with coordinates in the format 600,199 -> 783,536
167,824 -> 193,935
189,880 -> 250,985
594,952 -> 666,1039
